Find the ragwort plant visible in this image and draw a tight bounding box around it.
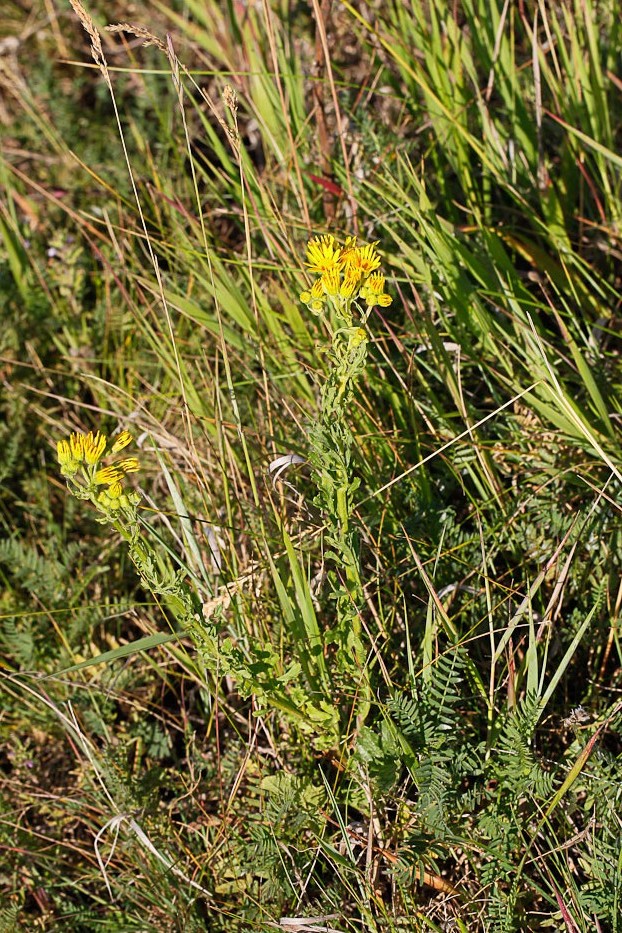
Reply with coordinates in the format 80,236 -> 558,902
54,233 -> 392,754
5,0 -> 622,927
301,233 -> 391,689
55,428 -> 327,737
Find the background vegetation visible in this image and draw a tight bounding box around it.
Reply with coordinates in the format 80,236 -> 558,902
1,0 -> 622,929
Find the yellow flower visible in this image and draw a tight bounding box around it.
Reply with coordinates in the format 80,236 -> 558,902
69,433 -> 86,462
339,236 -> 358,266
116,458 -> 140,474
57,438 -> 81,477
321,269 -> 341,297
300,277 -> 327,310
344,243 -> 381,277
300,234 -> 391,314
57,439 -> 72,465
83,431 -> 107,465
360,272 -> 384,295
339,272 -> 360,298
111,430 -> 133,454
360,272 -> 392,308
310,278 -> 324,299
57,425 -> 141,516
373,293 -> 392,307
96,456 -> 139,485
305,235 -> 343,275
95,465 -> 125,486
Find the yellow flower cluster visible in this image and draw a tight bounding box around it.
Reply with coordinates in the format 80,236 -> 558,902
300,235 -> 392,314
56,430 -> 140,513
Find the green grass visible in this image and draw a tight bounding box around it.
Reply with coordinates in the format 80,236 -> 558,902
1,0 -> 622,929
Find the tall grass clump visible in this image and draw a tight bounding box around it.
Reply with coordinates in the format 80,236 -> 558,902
1,0 -> 621,929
